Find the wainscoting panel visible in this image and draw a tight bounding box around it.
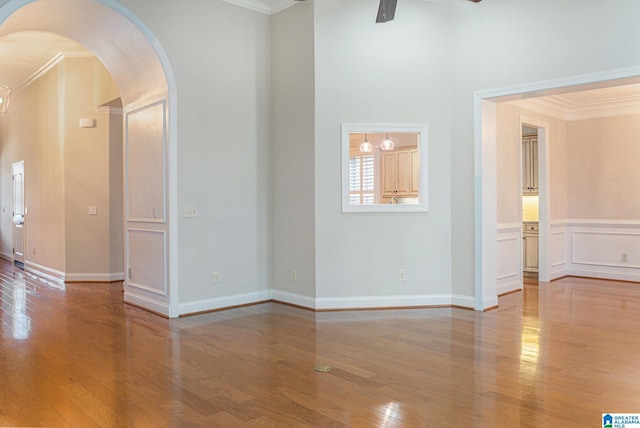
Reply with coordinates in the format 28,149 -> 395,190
123,98 -> 171,317
126,229 -> 167,296
497,223 -> 522,295
550,222 -> 568,279
498,220 -> 640,283
572,231 -> 640,268
566,220 -> 640,282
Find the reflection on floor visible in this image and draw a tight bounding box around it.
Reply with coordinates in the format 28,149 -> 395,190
523,271 -> 539,285
1,259 -> 639,426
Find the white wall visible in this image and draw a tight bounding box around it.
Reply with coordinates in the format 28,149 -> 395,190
314,0 -> 457,307
271,2 -> 316,304
314,0 -> 640,307
3,0 -> 640,314
120,0 -> 273,311
450,0 -> 640,298
64,57 -> 123,280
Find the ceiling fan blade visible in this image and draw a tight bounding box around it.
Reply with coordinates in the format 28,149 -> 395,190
376,0 -> 479,24
376,0 -> 398,23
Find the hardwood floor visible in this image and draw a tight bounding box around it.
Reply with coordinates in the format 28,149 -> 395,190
1,260 -> 639,427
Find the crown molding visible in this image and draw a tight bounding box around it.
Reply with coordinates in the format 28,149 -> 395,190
19,51 -> 93,92
222,0 -> 298,15
507,98 -> 567,121
508,94 -> 640,121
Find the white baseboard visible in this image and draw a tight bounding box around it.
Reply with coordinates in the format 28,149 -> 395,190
549,270 -> 568,281
65,272 -> 125,282
452,294 -> 476,308
271,290 -> 316,309
314,293 -> 466,310
24,261 -> 65,282
179,289 -> 477,315
482,295 -> 499,309
178,290 -> 272,315
497,277 -> 522,296
567,268 -> 640,283
124,291 -> 170,316
1,252 -> 12,262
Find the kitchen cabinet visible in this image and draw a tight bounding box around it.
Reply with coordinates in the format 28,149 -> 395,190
410,149 -> 420,195
522,137 -> 538,195
523,222 -> 539,273
382,148 -> 419,198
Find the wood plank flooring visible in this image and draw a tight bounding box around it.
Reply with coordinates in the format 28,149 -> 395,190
1,260 -> 639,427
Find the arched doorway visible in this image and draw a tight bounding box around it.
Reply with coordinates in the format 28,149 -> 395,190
0,0 -> 178,317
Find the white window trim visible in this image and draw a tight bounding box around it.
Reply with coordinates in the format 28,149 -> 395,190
341,123 -> 429,213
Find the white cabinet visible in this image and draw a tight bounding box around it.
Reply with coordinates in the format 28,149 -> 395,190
382,148 -> 419,199
523,222 -> 539,273
522,137 -> 538,195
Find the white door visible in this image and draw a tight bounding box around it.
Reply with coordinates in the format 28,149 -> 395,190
12,161 -> 25,266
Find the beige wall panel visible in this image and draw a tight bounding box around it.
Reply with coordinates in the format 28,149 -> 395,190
126,101 -> 166,222
568,115 -> 640,220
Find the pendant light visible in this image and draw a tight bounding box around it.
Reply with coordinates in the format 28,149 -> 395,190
380,133 -> 394,151
359,133 -> 373,153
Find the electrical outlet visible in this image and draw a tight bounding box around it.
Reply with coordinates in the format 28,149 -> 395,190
398,269 -> 406,282
183,206 -> 198,218
622,253 -> 629,263
212,271 -> 221,284
32,246 -> 36,255
291,270 -> 297,282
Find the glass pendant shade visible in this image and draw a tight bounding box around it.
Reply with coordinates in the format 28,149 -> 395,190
359,134 -> 373,152
380,133 -> 394,151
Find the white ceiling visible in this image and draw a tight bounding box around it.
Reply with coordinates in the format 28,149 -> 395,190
222,0 -> 298,15
506,83 -> 640,121
0,31 -> 88,90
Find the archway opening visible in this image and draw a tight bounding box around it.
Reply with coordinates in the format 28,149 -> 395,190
0,0 -> 178,317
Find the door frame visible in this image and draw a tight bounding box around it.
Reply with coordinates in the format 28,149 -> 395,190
12,160 -> 25,266
520,116 -> 549,282
474,66 -> 640,310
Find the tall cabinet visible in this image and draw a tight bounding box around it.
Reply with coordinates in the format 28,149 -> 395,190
522,134 -> 539,273
522,136 -> 538,195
